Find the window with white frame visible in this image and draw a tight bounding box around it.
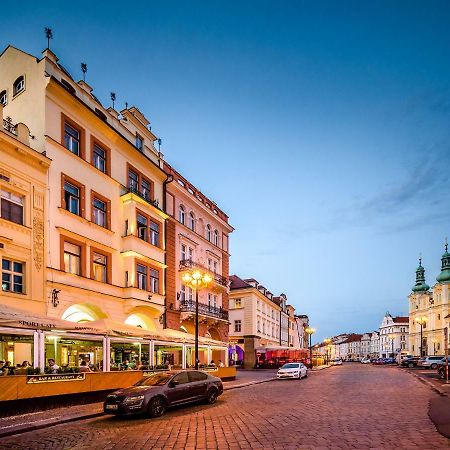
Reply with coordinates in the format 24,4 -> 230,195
64,242 -> 81,275
206,224 -> 211,241
135,133 -> 144,152
2,259 -> 24,293
213,229 -> 219,246
181,244 -> 186,260
64,122 -> 80,156
179,205 -> 185,224
92,197 -> 107,228
137,264 -> 147,290
13,76 -> 25,96
188,212 -> 195,231
234,320 -> 241,332
0,90 -> 7,106
235,298 -> 241,308
180,284 -> 186,302
188,247 -> 193,260
1,190 -> 24,225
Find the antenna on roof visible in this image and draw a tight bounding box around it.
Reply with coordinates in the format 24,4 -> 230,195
44,27 -> 53,50
157,138 -> 162,151
125,101 -> 128,109
81,63 -> 87,82
110,92 -> 116,109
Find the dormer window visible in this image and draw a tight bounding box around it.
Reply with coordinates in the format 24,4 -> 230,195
135,133 -> 144,152
0,90 -> 7,106
13,76 -> 25,96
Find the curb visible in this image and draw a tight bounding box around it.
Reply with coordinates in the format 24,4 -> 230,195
0,377 -> 278,438
405,368 -> 448,397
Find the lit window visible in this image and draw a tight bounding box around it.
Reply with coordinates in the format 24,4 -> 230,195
64,242 -> 81,275
234,320 -> 241,332
1,190 -> 24,225
2,259 -> 24,293
213,229 -> 219,246
150,221 -> 159,246
0,90 -> 7,106
188,212 -> 195,231
93,197 -> 107,227
150,269 -> 159,293
135,134 -> 144,151
13,76 -> 25,96
137,264 -> 147,290
93,143 -> 106,173
64,123 -> 80,156
93,252 -> 107,283
179,205 -> 185,224
64,182 -> 80,215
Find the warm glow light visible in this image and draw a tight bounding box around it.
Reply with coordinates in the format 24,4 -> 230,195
305,327 -> 316,335
203,273 -> 213,285
182,273 -> 192,284
192,270 -> 202,280
416,316 -> 428,325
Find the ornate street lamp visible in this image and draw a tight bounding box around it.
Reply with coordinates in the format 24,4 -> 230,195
305,327 -> 316,369
416,316 -> 427,357
181,270 -> 213,369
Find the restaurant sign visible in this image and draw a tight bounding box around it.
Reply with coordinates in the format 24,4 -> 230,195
27,373 -> 86,384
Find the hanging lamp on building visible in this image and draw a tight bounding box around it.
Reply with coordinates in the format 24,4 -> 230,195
412,257 -> 430,292
437,240 -> 450,283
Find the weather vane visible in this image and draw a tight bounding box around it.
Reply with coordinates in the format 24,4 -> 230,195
110,92 -> 116,109
44,27 -> 53,50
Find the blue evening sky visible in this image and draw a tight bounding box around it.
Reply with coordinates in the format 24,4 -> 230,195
4,1 -> 450,342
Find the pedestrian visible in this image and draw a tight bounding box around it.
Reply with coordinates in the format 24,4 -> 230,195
48,358 -> 60,373
218,360 -> 224,367
209,360 -> 216,367
79,361 -> 92,373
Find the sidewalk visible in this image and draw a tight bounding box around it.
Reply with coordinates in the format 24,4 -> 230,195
0,369 -> 278,438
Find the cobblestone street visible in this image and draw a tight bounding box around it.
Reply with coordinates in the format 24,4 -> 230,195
3,364 -> 449,449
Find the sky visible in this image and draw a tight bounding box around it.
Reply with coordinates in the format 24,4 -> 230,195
3,1 -> 450,342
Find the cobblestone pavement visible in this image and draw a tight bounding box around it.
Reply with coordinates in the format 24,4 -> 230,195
3,364 -> 449,449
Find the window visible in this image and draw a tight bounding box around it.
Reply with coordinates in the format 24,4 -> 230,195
188,247 -> 193,260
235,298 -> 241,308
180,284 -> 186,302
127,165 -> 153,202
137,264 -> 147,290
64,122 -> 81,156
206,224 -> 211,241
213,261 -> 217,273
92,142 -> 107,174
1,190 -> 24,225
64,241 -> 82,275
208,258 -> 212,271
179,205 -> 185,225
92,252 -> 107,283
64,181 -> 81,216
135,133 -> 144,152
2,259 -> 24,293
234,320 -> 242,332
257,320 -> 261,333
181,244 -> 186,260
128,169 -> 139,193
213,229 -> 219,246
91,193 -> 110,229
150,268 -> 159,293
137,213 -> 148,241
0,90 -> 7,106
173,371 -> 189,385
188,212 -> 195,231
187,286 -> 193,301
150,221 -> 159,247
188,371 -> 208,382
13,76 -> 25,96
141,178 -> 151,201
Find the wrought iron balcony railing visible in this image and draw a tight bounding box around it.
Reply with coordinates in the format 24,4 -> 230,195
3,117 -> 17,135
179,299 -> 229,321
121,186 -> 160,209
179,259 -> 228,287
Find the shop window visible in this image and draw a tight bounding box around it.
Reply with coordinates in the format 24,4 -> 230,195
1,259 -> 24,293
13,76 -> 25,96
1,189 -> 24,225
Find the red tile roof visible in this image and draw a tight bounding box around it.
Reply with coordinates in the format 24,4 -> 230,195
229,275 -> 252,290
393,316 -> 409,323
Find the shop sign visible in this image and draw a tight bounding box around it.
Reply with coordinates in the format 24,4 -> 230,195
27,373 -> 86,384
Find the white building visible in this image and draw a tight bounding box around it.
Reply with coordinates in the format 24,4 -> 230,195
379,313 -> 409,358
369,332 -> 380,358
361,333 -> 371,358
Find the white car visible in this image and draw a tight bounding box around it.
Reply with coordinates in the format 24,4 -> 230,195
361,358 -> 371,364
277,362 -> 308,379
331,359 -> 343,366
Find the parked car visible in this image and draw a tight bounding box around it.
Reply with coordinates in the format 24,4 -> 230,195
372,359 -> 385,365
437,358 -> 449,379
360,358 -> 371,364
417,356 -> 445,370
104,370 -> 223,417
401,357 -> 420,368
277,362 -> 308,379
330,359 -> 343,366
384,358 -> 396,365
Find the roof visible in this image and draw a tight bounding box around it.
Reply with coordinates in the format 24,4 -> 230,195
393,316 -> 409,324
229,275 -> 252,290
342,334 -> 363,344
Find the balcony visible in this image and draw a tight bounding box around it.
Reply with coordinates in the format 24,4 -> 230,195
179,299 -> 229,321
121,186 -> 160,209
179,259 -> 228,288
3,117 -> 17,135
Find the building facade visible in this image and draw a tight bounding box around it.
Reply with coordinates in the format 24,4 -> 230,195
379,313 -> 408,358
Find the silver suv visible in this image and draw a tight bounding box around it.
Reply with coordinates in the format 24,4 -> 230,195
417,356 -> 445,369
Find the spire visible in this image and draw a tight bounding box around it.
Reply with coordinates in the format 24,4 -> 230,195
437,239 -> 450,283
412,256 -> 430,293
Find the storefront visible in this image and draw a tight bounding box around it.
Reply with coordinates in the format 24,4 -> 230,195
0,328 -> 36,367
153,342 -> 183,369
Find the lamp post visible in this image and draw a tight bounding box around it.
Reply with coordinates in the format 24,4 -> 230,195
416,316 -> 427,357
305,327 -> 316,369
181,269 -> 213,369
388,334 -> 394,358
324,338 -> 331,365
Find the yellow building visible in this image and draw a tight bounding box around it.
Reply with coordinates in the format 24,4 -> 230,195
409,251 -> 450,356
0,106 -> 51,364
0,45 -> 228,370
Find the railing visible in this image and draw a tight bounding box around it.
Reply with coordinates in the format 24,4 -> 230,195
179,259 -> 228,287
179,299 -> 229,321
121,186 -> 160,209
3,117 -> 17,135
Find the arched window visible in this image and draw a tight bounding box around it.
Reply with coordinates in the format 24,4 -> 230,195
0,90 -> 7,106
213,229 -> 219,246
188,211 -> 195,231
13,76 -> 25,96
178,205 -> 185,225
206,224 -> 211,241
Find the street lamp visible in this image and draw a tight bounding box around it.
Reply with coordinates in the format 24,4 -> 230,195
388,334 -> 394,358
324,338 -> 331,365
305,327 -> 316,369
181,269 -> 213,369
416,316 -> 427,357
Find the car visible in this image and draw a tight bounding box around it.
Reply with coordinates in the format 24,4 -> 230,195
437,358 -> 450,379
417,356 -> 446,369
277,362 -> 308,379
104,370 -> 223,417
401,357 -> 420,368
372,359 -> 385,365
383,358 -> 396,365
331,359 -> 343,366
361,358 -> 371,364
